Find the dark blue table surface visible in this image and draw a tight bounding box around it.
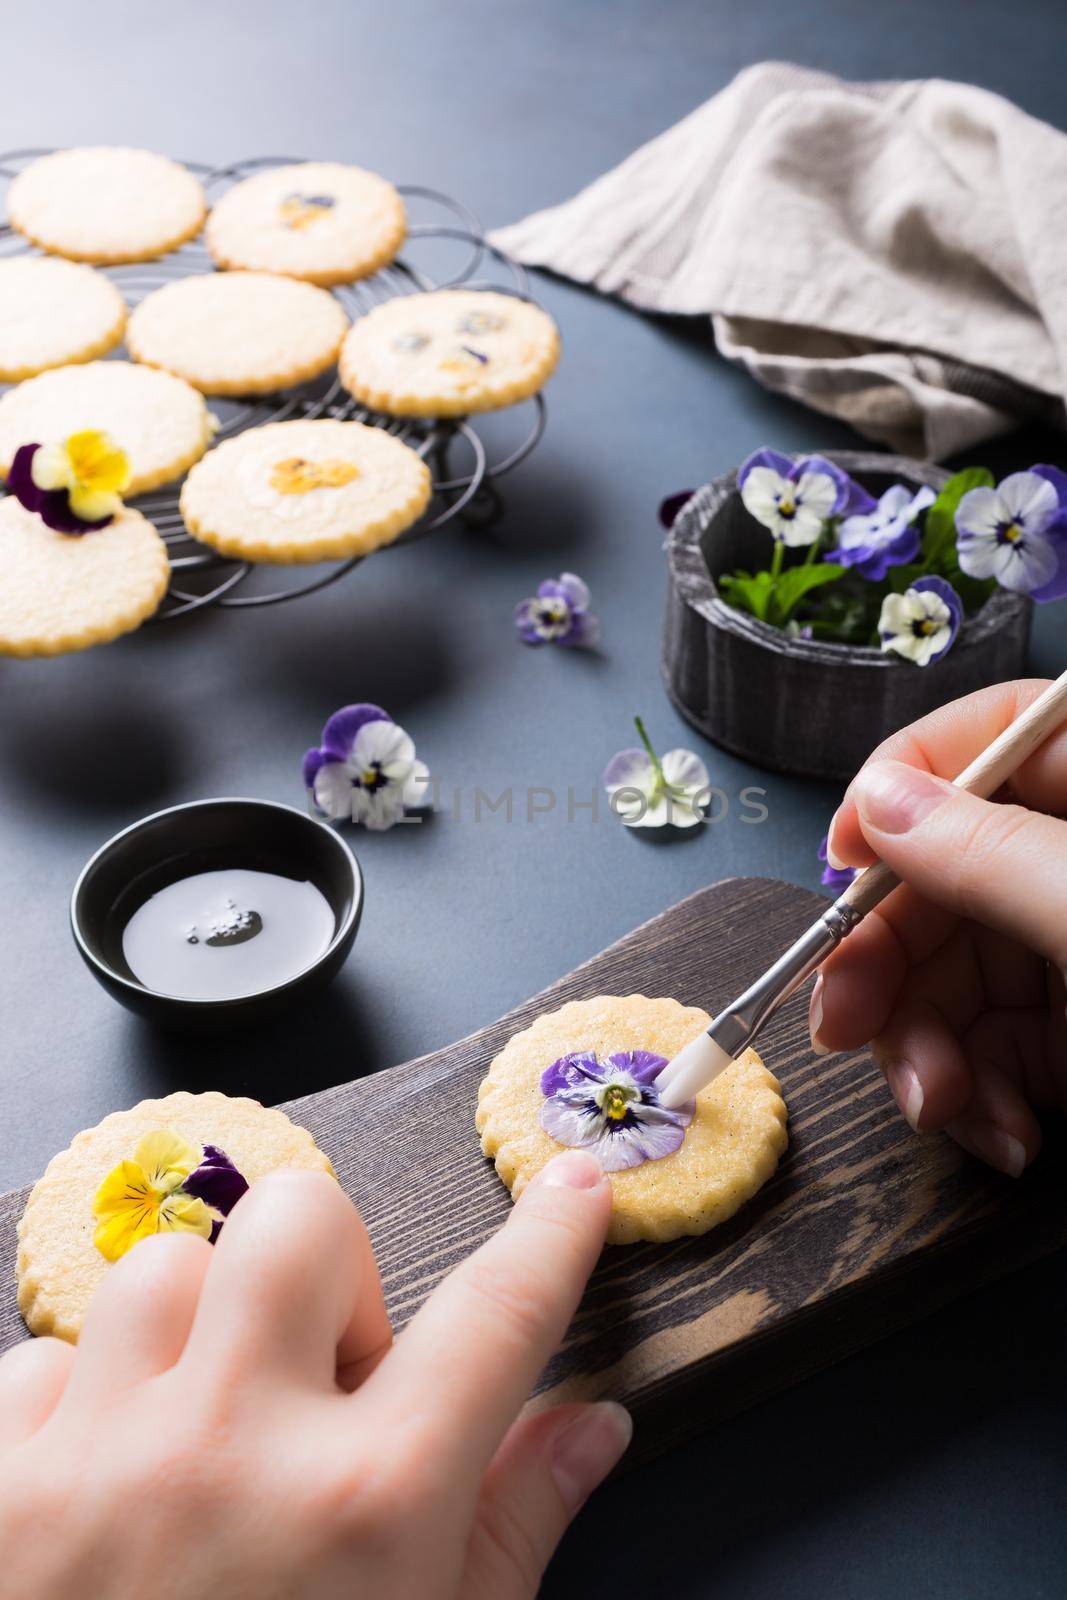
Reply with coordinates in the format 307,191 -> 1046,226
1,3 -> 1065,1594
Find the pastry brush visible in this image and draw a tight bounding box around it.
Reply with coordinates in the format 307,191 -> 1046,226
656,668 -> 1067,1109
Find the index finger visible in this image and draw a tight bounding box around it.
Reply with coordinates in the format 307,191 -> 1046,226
828,678 -> 1067,869
364,1150 -> 610,1494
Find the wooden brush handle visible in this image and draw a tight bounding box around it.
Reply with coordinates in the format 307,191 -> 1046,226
839,669 -> 1067,920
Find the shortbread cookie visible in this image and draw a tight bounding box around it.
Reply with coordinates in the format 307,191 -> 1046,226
206,161 -> 406,286
127,271 -> 349,396
7,147 -> 205,264
0,361 -> 213,495
339,289 -> 560,417
0,258 -> 126,381
17,1091 -> 335,1341
180,418 -> 431,563
0,497 -> 169,657
477,995 -> 788,1245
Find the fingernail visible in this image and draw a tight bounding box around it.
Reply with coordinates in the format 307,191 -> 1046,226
825,819 -> 847,871
809,976 -> 830,1056
853,762 -> 954,835
541,1150 -> 604,1191
551,1402 -> 633,1514
950,1120 -> 1027,1178
884,1060 -> 924,1130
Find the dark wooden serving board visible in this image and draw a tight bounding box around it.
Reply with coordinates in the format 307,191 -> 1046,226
3,877 -> 1066,1467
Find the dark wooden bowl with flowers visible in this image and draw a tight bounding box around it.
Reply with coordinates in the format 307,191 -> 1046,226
660,449 -> 1067,781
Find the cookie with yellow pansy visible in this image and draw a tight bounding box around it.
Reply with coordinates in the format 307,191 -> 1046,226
0,361 -> 214,495
0,429 -> 170,657
476,995 -> 788,1245
126,270 -> 349,396
339,288 -> 560,417
179,417 -> 432,564
205,160 -> 407,286
0,258 -> 127,382
17,1091 -> 335,1342
7,146 -> 206,264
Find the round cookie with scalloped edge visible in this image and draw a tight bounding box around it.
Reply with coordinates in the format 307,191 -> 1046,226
0,497 -> 169,658
476,994 -> 788,1245
0,258 -> 127,381
7,146 -> 205,265
0,361 -> 214,495
206,160 -> 407,286
17,1090 -> 336,1342
127,271 -> 349,397
180,418 -> 431,564
339,288 -> 560,417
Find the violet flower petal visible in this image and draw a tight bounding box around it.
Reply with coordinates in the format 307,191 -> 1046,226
540,1051 -> 604,1096
909,576 -> 963,662
608,1049 -> 668,1086
320,704 -> 392,761
659,490 -> 696,529
183,1144 -> 249,1217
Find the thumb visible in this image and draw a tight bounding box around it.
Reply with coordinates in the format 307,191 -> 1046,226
851,760 -> 1067,971
463,1402 -> 632,1599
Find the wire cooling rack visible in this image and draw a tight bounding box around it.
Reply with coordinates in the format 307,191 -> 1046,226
0,151 -> 548,620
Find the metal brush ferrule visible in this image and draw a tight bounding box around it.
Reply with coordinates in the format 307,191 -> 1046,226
706,902 -> 857,1059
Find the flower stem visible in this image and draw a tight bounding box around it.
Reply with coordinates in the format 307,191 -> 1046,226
633,715 -> 667,789
770,541 -> 784,581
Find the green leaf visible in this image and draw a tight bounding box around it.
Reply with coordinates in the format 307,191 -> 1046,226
922,467 -> 994,567
718,569 -> 776,621
770,562 -> 846,626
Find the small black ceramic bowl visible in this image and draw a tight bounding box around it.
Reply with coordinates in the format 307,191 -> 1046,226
71,798 -> 363,1028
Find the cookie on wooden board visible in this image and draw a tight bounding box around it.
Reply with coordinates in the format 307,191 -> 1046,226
126,270 -> 349,396
180,418 -> 432,564
339,288 -> 560,417
17,1091 -> 335,1342
7,147 -> 206,264
477,994 -> 788,1245
0,258 -> 126,381
0,360 -> 214,495
206,160 -> 406,286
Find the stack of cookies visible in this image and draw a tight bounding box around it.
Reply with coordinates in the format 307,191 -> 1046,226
0,145 -> 560,656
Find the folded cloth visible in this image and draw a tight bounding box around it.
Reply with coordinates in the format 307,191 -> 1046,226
490,62 -> 1067,459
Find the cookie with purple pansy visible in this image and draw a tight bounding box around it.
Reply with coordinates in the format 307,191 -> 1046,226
476,995 -> 787,1245
17,1091 -> 335,1343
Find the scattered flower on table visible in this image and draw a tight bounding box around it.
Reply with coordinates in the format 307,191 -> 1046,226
540,1050 -> 694,1171
8,430 -> 130,534
514,572 -> 600,647
604,715 -> 710,828
303,703 -> 429,831
955,467 -> 1067,600
738,447 -> 873,546
92,1130 -> 248,1262
827,483 -> 936,581
818,834 -> 856,892
878,576 -> 962,666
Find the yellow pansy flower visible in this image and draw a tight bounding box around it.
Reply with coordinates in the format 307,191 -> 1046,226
31,429 -> 131,524
92,1129 -> 213,1263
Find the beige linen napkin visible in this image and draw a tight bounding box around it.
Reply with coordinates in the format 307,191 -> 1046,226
490,62 -> 1067,459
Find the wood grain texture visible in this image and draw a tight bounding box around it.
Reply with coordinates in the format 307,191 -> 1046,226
3,877 -> 1065,1468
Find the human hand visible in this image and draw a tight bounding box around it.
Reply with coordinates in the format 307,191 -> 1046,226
812,678 -> 1067,1176
0,1153 -> 627,1599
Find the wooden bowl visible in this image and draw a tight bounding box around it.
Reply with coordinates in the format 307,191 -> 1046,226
662,450 -> 1032,781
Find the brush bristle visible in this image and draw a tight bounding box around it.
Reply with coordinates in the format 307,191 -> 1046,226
656,1031 -> 735,1107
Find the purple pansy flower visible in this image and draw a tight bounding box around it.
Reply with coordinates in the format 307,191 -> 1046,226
540,1050 -> 695,1171
183,1145 -> 249,1245
818,835 -> 856,892
826,483 -> 935,580
514,572 -> 599,647
738,447 -> 874,547
879,575 -> 962,666
8,442 -> 112,535
955,467 -> 1067,601
303,703 -> 429,831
